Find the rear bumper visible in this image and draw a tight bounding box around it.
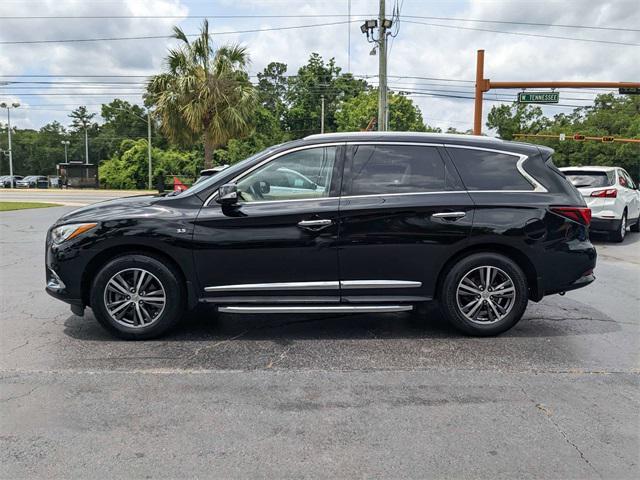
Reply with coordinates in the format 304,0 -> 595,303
545,273 -> 596,296
590,217 -> 620,232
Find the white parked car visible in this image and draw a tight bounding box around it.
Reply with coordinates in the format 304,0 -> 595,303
561,166 -> 640,242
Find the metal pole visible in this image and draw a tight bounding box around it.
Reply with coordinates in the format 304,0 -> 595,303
147,111 -> 152,190
320,95 -> 325,134
473,49 -> 485,136
84,127 -> 89,164
347,0 -> 351,72
7,108 -> 14,188
378,0 -> 388,131
64,143 -> 68,162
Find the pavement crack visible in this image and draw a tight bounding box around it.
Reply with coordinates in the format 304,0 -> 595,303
0,385 -> 41,403
521,387 -> 602,478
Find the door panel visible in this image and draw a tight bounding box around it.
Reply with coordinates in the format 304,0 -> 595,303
337,143 -> 474,300
192,145 -> 343,301
338,192 -> 474,300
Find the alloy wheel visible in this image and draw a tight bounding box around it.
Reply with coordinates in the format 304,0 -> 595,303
103,268 -> 166,328
456,266 -> 516,324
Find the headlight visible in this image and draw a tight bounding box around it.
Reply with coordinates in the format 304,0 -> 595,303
51,223 -> 97,244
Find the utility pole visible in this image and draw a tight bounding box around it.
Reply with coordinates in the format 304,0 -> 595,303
0,102 -> 19,188
320,95 -> 325,134
147,111 -> 152,190
360,1 -> 393,132
378,0 -> 388,131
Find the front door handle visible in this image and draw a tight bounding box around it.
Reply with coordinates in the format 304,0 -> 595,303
432,211 -> 466,220
298,219 -> 333,230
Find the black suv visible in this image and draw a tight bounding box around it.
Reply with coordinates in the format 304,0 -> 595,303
46,133 -> 596,339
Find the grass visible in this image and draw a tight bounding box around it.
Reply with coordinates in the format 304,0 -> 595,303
0,201 -> 61,212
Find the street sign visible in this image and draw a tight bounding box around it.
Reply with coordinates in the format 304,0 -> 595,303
619,87 -> 640,95
517,92 -> 559,104
559,133 -> 566,141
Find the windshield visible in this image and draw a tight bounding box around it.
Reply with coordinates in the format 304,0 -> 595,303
180,145 -> 283,197
563,171 -> 614,188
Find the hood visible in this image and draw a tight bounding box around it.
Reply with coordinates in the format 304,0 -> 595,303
54,194 -> 165,225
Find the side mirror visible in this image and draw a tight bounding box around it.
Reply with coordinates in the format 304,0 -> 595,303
216,183 -> 238,205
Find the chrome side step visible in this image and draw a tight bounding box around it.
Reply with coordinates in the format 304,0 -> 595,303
218,305 -> 413,314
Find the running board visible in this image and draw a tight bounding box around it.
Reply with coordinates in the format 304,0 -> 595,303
217,305 -> 413,314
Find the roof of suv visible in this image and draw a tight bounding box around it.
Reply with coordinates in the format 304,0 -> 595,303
302,131 -> 552,156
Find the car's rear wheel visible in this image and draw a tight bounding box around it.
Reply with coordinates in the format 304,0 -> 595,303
90,254 -> 184,339
610,211 -> 627,243
439,253 -> 528,336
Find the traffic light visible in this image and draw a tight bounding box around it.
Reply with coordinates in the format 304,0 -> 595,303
602,136 -> 615,143
573,133 -> 585,141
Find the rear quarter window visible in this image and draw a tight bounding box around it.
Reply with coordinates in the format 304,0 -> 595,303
447,148 -> 533,191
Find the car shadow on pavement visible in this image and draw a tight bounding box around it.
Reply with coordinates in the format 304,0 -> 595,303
62,297 -> 620,343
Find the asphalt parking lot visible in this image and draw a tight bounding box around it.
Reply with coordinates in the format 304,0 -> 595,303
1,204 -> 639,479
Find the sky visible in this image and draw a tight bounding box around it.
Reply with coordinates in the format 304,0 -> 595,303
0,0 -> 639,136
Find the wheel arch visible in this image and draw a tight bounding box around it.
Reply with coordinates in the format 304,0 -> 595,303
81,244 -> 197,309
435,243 -> 541,302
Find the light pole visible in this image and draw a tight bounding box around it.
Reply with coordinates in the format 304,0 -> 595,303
320,95 -> 325,134
0,102 -> 20,188
61,140 -> 70,163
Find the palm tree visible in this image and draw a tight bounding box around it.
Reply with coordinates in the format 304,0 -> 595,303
147,20 -> 257,169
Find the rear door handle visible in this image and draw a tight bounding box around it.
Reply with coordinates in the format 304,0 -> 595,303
298,219 -> 333,229
432,211 -> 466,220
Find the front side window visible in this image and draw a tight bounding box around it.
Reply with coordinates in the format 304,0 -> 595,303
236,146 -> 337,202
448,148 -> 533,191
346,145 -> 448,195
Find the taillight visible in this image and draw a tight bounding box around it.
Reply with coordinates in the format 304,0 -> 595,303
551,207 -> 592,226
590,188 -> 617,198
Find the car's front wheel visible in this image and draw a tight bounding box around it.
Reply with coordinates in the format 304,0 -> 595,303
439,253 -> 528,336
90,254 -> 184,339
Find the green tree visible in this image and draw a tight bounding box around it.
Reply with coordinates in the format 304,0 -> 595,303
335,90 -> 427,132
99,139 -> 199,189
285,53 -> 367,137
486,103 -> 550,140
68,106 -> 97,163
147,20 -> 257,169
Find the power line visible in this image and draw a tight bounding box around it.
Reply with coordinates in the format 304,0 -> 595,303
402,20 -> 640,47
0,20 -> 358,45
400,15 -> 640,33
2,12 -> 637,33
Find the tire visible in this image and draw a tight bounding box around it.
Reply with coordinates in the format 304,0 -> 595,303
439,253 -> 528,336
90,254 -> 185,340
609,211 -> 627,243
630,216 -> 640,233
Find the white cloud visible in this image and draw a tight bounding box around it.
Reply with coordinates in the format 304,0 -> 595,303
1,0 -> 638,133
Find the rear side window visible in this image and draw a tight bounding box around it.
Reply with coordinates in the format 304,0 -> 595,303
447,148 -> 533,191
563,171 -> 614,188
346,145 -> 449,195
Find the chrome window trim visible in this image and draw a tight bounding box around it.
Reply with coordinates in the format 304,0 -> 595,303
203,141 -> 548,207
444,144 -> 548,193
